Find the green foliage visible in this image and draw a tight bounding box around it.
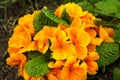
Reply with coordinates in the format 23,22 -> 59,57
27,51 -> 43,59
25,51 -> 50,77
95,0 -> 118,15
8,0 -> 26,3
113,67 -> 120,80
78,1 -> 93,13
77,0 -> 120,29
61,8 -> 71,24
96,42 -> 120,67
63,0 -> 81,3
113,29 -> 120,42
42,8 -> 69,26
33,8 -> 69,33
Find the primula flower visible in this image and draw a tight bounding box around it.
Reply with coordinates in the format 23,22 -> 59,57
70,17 -> 84,28
8,26 -> 31,54
66,27 -> 90,59
6,54 -> 26,75
50,28 -> 76,60
84,52 -> 99,75
22,69 -> 45,80
61,56 -> 87,80
85,27 -> 103,52
34,30 -> 49,54
18,11 -> 40,36
48,60 -> 65,68
55,3 -> 86,18
99,26 -> 114,42
33,26 -> 56,53
80,12 -> 96,28
47,68 -> 61,80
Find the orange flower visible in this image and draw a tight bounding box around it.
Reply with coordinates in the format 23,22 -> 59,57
64,3 -> 86,18
47,68 -> 61,80
33,26 -> 56,53
81,12 -> 96,27
34,30 -> 49,54
84,52 -> 99,75
70,17 -> 83,28
55,3 -> 86,18
87,44 -> 96,52
54,4 -> 64,18
8,25 -> 32,54
48,60 -> 64,68
104,27 -> 114,37
18,41 -> 38,53
66,27 -> 90,59
50,28 -> 76,60
6,54 -> 26,75
85,27 -> 103,52
18,14 -> 34,36
22,69 -> 45,80
99,26 -> 114,42
61,56 -> 87,80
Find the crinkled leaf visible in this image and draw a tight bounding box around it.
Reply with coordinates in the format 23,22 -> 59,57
78,1 -> 93,12
34,8 -> 69,33
25,53 -> 50,77
113,29 -> 120,42
115,11 -> 120,19
116,23 -> 120,29
96,42 -> 119,67
27,51 -> 43,59
33,11 -> 57,33
95,0 -> 118,15
42,8 -> 69,26
63,0 -> 81,3
113,67 -> 120,80
61,8 -> 71,24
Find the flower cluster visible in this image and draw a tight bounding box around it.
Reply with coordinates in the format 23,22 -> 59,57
7,3 -> 114,80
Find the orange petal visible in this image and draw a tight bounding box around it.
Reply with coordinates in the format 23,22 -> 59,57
90,38 -> 103,46
86,61 -> 98,75
99,26 -> 114,42
75,46 -> 87,59
104,27 -> 114,37
85,52 -> 99,61
71,18 -> 82,28
85,28 -> 97,38
87,44 -> 96,52
65,3 -> 86,17
48,60 -> 64,68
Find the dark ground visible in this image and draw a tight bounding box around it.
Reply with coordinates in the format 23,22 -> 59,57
0,0 -> 120,80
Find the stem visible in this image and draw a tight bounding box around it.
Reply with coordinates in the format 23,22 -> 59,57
35,0 -> 38,10
4,0 -> 7,23
28,0 -> 35,11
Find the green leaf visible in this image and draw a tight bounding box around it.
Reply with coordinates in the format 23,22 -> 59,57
96,42 -> 119,67
25,55 -> 50,78
113,67 -> 120,80
42,8 -> 69,26
116,23 -> 120,29
33,11 -> 57,33
115,11 -> 120,19
33,8 -> 69,33
61,8 -> 71,24
113,29 -> 120,42
95,0 -> 118,15
27,51 -> 43,59
78,1 -> 93,12
63,0 -> 81,4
